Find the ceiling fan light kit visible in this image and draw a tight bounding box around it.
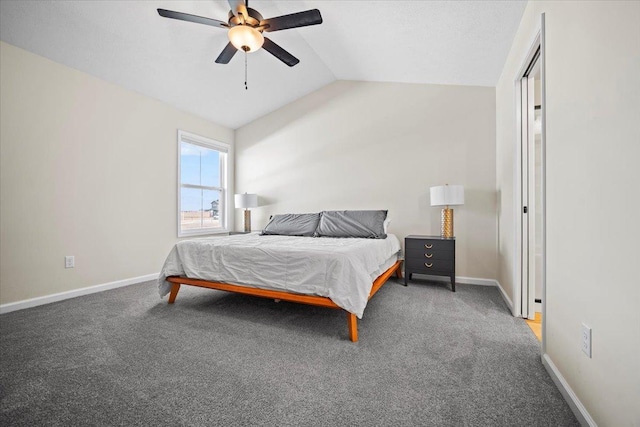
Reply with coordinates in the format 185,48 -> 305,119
158,0 -> 322,88
228,25 -> 264,52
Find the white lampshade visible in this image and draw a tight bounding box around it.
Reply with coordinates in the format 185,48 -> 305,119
430,185 -> 464,207
235,193 -> 258,209
228,25 -> 264,52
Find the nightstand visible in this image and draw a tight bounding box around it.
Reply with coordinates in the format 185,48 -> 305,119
404,235 -> 456,292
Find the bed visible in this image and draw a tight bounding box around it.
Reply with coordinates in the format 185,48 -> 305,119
158,232 -> 402,342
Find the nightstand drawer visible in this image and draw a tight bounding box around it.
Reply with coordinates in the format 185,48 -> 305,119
405,258 -> 453,273
405,238 -> 454,253
406,250 -> 453,261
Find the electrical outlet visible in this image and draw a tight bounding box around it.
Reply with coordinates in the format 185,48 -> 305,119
65,256 -> 75,269
581,323 -> 592,358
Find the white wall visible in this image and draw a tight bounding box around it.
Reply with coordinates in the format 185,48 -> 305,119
0,42 -> 234,305
496,2 -> 640,425
236,80 -> 497,281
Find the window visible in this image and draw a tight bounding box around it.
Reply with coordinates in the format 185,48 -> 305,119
177,131 -> 230,236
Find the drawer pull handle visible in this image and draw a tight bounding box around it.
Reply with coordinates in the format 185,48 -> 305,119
425,254 -> 433,259
425,263 -> 433,268
425,244 -> 433,249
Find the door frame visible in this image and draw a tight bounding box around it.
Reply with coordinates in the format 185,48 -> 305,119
513,13 -> 546,347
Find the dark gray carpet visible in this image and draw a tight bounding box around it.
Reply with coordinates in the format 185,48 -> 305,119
0,278 -> 578,426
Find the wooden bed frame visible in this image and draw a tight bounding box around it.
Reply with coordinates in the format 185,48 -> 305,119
166,259 -> 403,342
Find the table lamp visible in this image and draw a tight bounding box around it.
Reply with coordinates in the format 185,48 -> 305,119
235,193 -> 258,232
430,185 -> 464,238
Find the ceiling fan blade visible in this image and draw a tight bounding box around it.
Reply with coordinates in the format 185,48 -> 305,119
228,0 -> 248,20
261,9 -> 322,32
215,42 -> 238,64
262,37 -> 299,67
157,9 -> 228,29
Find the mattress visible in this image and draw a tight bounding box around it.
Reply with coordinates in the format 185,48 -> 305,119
158,233 -> 402,318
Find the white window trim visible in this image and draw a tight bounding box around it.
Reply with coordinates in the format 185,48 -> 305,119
177,130 -> 233,237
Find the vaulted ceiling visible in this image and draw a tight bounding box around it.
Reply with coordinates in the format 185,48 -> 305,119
0,1 -> 527,129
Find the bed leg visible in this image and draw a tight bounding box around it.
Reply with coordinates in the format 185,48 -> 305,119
395,263 -> 403,279
168,283 -> 181,304
347,313 -> 358,342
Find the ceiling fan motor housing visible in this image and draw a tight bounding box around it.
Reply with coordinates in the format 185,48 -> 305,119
228,8 -> 263,28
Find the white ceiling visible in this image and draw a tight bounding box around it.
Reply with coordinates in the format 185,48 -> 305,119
0,1 -> 526,129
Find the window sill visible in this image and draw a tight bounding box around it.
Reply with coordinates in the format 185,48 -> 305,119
178,229 -> 229,238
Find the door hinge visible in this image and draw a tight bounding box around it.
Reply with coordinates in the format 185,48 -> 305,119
523,206 -> 528,214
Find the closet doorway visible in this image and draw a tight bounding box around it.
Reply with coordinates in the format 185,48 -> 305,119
515,27 -> 545,328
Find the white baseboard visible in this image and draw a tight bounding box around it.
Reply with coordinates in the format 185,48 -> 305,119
542,354 -> 596,426
0,273 -> 159,315
495,280 -> 514,314
409,273 -> 495,286
456,276 -> 498,286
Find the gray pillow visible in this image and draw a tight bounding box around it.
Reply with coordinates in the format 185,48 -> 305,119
315,210 -> 388,239
261,213 -> 320,237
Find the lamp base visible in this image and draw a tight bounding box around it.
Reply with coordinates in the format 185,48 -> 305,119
243,209 -> 252,233
441,208 -> 454,238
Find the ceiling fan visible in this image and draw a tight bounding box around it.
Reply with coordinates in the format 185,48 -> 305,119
157,0 -> 323,67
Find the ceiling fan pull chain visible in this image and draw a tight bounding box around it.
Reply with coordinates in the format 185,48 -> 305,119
244,49 -> 248,90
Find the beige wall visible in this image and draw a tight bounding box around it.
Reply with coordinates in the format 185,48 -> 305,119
236,80 -> 497,281
0,42 -> 234,305
496,2 -> 640,425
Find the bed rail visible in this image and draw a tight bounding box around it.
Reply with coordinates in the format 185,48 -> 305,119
166,259 -> 402,342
